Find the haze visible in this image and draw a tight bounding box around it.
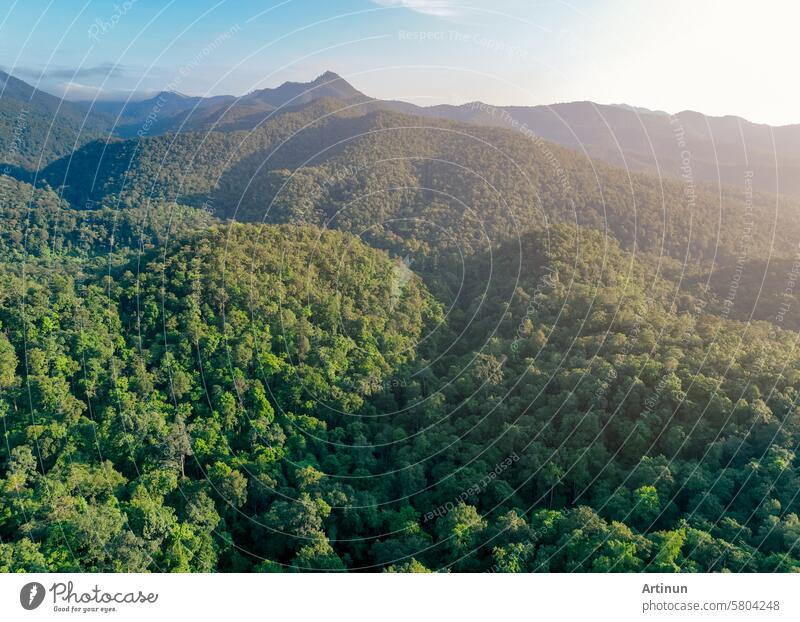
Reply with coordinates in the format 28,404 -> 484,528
0,0 -> 797,125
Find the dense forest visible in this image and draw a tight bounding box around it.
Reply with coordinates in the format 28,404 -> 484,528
35,99 -> 800,264
0,70 -> 111,169
3,80 -> 800,572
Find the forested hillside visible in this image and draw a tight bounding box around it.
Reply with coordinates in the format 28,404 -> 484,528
2,210 -> 800,571
0,70 -> 111,169
29,101 -> 800,267
93,71 -> 368,137
3,78 -> 800,572
391,100 -> 800,198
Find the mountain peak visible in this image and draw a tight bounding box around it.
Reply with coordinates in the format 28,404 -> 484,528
244,71 -> 365,108
160,89 -> 191,99
313,70 -> 343,83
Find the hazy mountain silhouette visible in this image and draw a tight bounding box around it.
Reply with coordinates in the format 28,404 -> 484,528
397,99 -> 800,197
4,68 -> 800,196
89,71 -> 367,136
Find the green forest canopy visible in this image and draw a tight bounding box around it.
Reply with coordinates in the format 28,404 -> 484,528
2,98 -> 800,572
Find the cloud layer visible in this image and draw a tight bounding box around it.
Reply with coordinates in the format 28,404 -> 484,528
11,62 -> 126,81
371,0 -> 459,18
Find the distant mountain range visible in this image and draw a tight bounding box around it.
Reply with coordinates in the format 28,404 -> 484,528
90,70 -> 368,136
408,100 -> 800,197
3,68 -> 800,198
6,66 -> 800,575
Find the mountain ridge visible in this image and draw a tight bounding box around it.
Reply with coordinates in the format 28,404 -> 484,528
0,69 -> 112,168
5,68 -> 800,195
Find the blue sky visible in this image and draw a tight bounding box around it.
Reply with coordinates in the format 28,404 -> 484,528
0,0 -> 797,124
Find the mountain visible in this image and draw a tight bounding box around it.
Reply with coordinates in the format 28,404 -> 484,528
8,68 -> 800,198
91,91 -> 236,137
243,70 -> 366,107
92,91 -> 235,124
3,206 -> 800,571
0,69 -> 112,169
392,99 -> 800,197
36,98 -> 800,267
33,93 -> 800,336
86,71 -> 800,197
6,70 -> 800,574
90,71 -> 367,136
186,71 -> 367,132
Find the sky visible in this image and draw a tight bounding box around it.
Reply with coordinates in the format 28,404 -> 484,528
0,0 -> 797,125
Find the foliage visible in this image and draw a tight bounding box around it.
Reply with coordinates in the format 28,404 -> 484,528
3,90 -> 800,573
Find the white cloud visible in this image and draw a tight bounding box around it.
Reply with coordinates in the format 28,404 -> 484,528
371,0 -> 460,18
52,81 -> 156,102
14,63 -> 127,81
